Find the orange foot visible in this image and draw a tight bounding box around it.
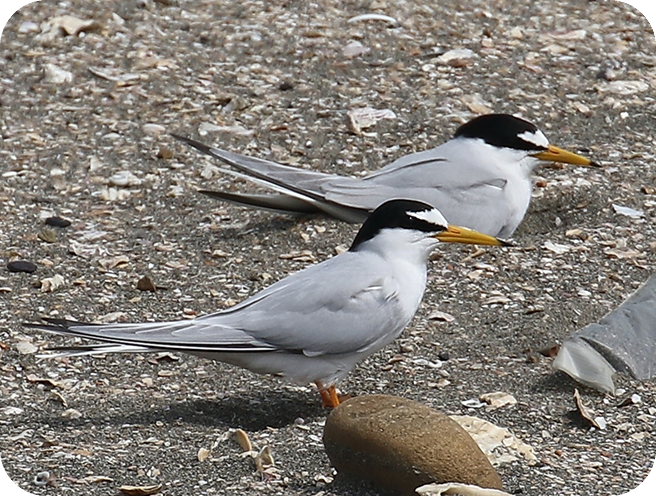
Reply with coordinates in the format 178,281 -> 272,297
315,381 -> 340,408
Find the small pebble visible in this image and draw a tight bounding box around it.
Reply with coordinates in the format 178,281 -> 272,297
38,228 -> 57,243
137,275 -> 157,292
157,146 -> 174,160
18,21 -> 40,34
7,260 -> 37,273
142,123 -> 167,136
34,471 -> 51,486
45,216 -> 72,228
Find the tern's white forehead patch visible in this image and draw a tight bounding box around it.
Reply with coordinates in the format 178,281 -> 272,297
408,208 -> 448,228
517,129 -> 549,148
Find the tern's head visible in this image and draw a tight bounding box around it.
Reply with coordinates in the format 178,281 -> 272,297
349,199 -> 509,252
454,114 -> 597,168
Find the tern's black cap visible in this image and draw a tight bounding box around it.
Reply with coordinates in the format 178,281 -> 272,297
454,114 -> 546,152
350,200 -> 446,251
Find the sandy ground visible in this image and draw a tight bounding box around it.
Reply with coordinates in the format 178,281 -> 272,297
1,0 -> 656,495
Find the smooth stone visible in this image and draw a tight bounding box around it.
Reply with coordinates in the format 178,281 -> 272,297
7,260 -> 37,273
323,395 -> 503,495
45,216 -> 72,228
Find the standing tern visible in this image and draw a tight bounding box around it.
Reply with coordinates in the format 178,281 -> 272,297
173,113 -> 597,238
26,200 -> 507,408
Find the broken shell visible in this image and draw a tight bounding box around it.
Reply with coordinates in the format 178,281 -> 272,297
347,107 -> 396,135
428,310 -> 456,322
343,40 -> 371,58
599,80 -> 649,96
118,484 -> 163,496
573,389 -> 606,430
109,170 -> 142,187
254,445 -> 275,472
451,415 -> 537,466
38,228 -> 57,243
61,408 -> 83,419
438,49 -> 476,65
197,447 -> 211,462
43,63 -> 73,84
479,392 -> 517,410
40,274 -> 65,292
347,13 -> 398,26
51,15 -> 100,36
15,341 -> 39,355
234,428 -> 252,452
417,482 -> 513,496
157,146 -> 174,160
142,123 -> 167,136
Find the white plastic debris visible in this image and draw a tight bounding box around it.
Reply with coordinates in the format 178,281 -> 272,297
554,273 -> 656,394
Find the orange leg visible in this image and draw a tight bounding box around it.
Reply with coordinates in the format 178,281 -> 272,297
315,381 -> 340,408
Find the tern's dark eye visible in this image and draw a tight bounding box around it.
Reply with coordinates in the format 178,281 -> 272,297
454,114 -> 546,152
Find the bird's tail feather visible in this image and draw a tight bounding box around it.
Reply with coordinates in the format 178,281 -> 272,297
24,317 -> 278,355
202,168 -> 366,222
173,134 -> 368,222
37,343 -> 158,358
199,190 -> 320,215
173,134 -> 329,197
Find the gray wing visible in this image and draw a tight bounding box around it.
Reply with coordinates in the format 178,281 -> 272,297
28,253 -> 408,358
321,146 -> 515,235
202,252 -> 407,355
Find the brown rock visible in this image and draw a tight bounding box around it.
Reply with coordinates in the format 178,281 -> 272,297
323,395 -> 503,495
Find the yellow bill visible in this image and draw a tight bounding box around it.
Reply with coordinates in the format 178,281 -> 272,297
435,225 -> 511,246
532,145 -> 599,167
